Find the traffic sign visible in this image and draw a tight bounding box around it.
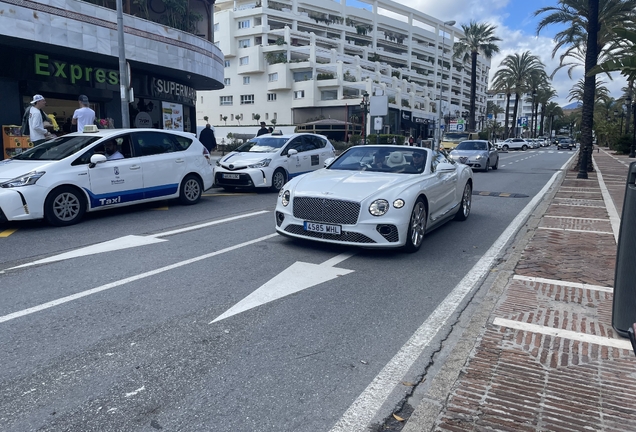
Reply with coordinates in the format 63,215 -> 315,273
456,123 -> 465,131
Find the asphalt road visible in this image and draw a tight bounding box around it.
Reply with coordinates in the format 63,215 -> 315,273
0,147 -> 576,432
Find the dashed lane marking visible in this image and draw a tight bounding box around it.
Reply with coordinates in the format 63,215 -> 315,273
493,318 -> 631,351
513,275 -> 612,292
0,229 -> 18,238
473,191 -> 529,198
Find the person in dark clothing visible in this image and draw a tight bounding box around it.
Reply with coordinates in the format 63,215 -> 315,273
199,124 -> 217,152
257,121 -> 269,136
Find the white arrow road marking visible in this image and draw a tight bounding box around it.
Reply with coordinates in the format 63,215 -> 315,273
4,211 -> 269,271
0,234 -> 278,324
210,253 -> 356,324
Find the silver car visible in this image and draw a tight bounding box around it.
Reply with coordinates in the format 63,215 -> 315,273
448,140 -> 499,172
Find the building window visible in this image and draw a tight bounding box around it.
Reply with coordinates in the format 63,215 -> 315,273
241,95 -> 255,105
200,96 -> 204,103
321,90 -> 337,100
224,78 -> 231,86
220,96 -> 233,106
224,60 -> 230,68
240,56 -> 249,65
265,113 -> 269,120
268,73 -> 278,82
273,112 -> 277,120
220,114 -> 223,121
243,77 -> 250,85
294,90 -> 305,99
239,39 -> 251,48
214,23 -> 219,32
267,93 -> 277,101
238,20 -> 250,29
255,36 -> 262,45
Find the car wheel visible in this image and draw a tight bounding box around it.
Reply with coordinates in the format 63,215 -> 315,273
492,157 -> 499,170
44,186 -> 86,227
403,198 -> 427,253
522,145 -> 528,151
454,182 -> 472,221
502,144 -> 509,151
270,168 -> 287,192
179,174 -> 203,205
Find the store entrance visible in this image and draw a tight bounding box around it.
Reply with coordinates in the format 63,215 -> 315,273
22,96 -> 100,134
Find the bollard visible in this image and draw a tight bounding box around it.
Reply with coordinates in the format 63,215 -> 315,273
612,161 -> 636,337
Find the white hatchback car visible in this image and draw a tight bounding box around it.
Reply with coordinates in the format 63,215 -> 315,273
0,128 -> 214,226
214,133 -> 336,192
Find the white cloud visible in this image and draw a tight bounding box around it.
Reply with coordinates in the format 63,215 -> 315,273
392,0 -> 627,106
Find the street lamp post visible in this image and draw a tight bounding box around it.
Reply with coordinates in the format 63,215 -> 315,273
436,20 -> 455,150
359,91 -> 369,144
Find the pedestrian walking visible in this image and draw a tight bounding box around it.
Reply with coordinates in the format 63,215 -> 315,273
72,95 -> 96,132
257,121 -> 269,136
199,124 -> 217,152
408,136 -> 414,146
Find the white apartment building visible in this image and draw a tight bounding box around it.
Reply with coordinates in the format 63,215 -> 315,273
198,0 -> 491,140
487,92 -> 536,138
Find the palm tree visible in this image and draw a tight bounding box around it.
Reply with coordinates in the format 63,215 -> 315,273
535,0 -> 636,172
491,74 -> 515,138
492,51 -> 547,138
567,77 -> 610,104
544,102 -> 563,139
453,21 -> 502,132
537,87 -> 557,137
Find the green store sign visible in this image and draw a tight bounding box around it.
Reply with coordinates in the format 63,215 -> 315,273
34,53 -> 119,88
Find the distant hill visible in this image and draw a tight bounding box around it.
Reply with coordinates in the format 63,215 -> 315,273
561,102 -> 582,110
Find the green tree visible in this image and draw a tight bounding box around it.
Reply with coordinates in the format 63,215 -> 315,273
492,51 -> 547,138
254,113 -> 261,123
491,74 -> 515,138
222,115 -> 228,125
453,21 -> 502,131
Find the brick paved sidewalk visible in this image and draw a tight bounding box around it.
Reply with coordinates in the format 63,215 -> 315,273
403,149 -> 636,432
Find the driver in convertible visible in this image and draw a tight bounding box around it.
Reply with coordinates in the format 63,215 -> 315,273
370,150 -> 390,170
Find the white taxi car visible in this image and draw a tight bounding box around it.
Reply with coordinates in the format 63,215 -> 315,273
214,133 -> 336,192
0,128 -> 214,226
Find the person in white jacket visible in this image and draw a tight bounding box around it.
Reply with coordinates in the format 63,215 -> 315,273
28,94 -> 49,145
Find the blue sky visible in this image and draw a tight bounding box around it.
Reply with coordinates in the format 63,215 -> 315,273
381,0 -> 627,106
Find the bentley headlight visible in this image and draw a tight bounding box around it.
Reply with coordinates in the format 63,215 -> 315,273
369,199 -> 389,216
280,190 -> 290,206
248,158 -> 272,168
1,171 -> 46,188
393,199 -> 405,209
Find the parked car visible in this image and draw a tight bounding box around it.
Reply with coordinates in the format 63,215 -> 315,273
557,137 -> 575,150
214,132 -> 336,192
448,140 -> 499,172
0,128 -> 214,226
275,145 -> 473,252
498,138 -> 529,151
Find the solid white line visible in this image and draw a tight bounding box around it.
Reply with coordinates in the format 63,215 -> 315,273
512,275 -> 613,293
0,234 -> 278,324
593,157 -> 621,242
493,318 -> 631,351
544,215 -> 609,221
321,253 -> 356,267
329,158 -> 571,432
151,211 -> 270,238
537,227 -> 614,235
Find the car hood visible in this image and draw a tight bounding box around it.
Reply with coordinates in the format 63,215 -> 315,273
0,159 -> 54,182
290,169 -> 416,202
450,150 -> 486,157
220,152 -> 278,165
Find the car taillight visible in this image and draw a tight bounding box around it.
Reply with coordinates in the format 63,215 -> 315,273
202,147 -> 211,162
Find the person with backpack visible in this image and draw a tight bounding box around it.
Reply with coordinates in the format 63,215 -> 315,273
21,94 -> 50,145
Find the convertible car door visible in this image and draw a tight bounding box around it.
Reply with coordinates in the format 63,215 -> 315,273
430,151 -> 458,220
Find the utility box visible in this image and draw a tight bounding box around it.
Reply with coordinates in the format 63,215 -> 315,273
612,161 -> 636,337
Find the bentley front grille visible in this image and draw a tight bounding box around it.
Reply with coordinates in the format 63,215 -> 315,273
292,197 -> 360,225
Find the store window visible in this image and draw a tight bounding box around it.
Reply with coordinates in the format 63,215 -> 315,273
240,95 -> 255,105
220,96 -> 233,106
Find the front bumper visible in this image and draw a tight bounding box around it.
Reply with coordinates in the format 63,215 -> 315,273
450,156 -> 487,169
274,203 -> 409,248
0,187 -> 43,222
214,166 -> 273,188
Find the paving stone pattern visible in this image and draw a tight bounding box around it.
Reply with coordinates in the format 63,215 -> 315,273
433,150 -> 636,431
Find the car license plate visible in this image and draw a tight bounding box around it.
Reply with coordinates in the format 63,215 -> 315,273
304,221 -> 341,235
222,173 -> 240,179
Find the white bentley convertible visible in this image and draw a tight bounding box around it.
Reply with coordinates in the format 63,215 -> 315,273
275,145 -> 473,252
